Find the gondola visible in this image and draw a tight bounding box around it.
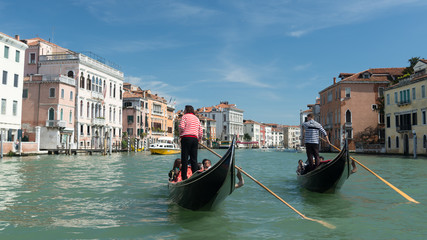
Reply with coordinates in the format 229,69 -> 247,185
296,141 -> 350,193
168,138 -> 236,211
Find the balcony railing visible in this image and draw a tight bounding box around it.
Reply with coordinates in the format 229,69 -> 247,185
397,125 -> 412,132
397,99 -> 411,106
91,91 -> 104,100
344,122 -> 352,128
92,117 -> 105,126
46,120 -> 66,128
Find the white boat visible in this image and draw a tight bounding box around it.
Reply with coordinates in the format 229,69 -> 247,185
149,137 -> 181,155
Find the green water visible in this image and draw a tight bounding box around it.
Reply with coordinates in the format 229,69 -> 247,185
0,150 -> 426,239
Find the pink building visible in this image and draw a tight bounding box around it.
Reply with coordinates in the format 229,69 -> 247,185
22,75 -> 75,149
319,68 -> 404,151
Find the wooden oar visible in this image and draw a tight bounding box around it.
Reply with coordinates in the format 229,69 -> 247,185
199,142 -> 336,229
321,138 -> 419,204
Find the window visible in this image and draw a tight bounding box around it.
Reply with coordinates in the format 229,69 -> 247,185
80,76 -> 85,88
412,87 -> 416,100
223,114 -> 226,122
49,88 -> 55,98
127,115 -> 134,124
422,110 -> 426,125
13,100 -> 17,116
70,91 -> 73,101
424,135 -> 427,149
422,85 -> 426,98
48,108 -> 54,120
23,89 -> 28,98
327,91 -> 332,102
394,92 -> 398,104
87,126 -> 91,136
80,124 -> 84,135
15,50 -> 20,62
395,115 -> 399,127
386,114 -> 391,128
4,46 -> 9,58
60,109 -> 63,120
386,94 -> 390,105
396,136 -> 399,148
1,99 -> 6,114
345,88 -> 351,98
127,128 -> 133,136
412,112 -> 417,126
345,110 -> 351,123
61,89 -> 64,99
2,71 -> 7,85
69,110 -> 72,123
80,101 -> 83,117
29,53 -> 36,64
387,136 -> 391,149
13,74 -> 19,87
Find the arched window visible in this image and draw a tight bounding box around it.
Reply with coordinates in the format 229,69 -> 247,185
110,82 -> 112,97
48,108 -> 55,120
87,102 -> 90,117
99,79 -> 103,94
80,100 -> 83,117
113,84 -> 116,98
387,136 -> 391,148
87,75 -> 91,90
103,106 -> 105,118
346,110 -> 352,123
109,107 -> 112,121
120,87 -> 122,99
67,71 -> 74,78
60,108 -> 63,121
80,75 -> 85,88
92,76 -> 95,92
69,110 -> 72,123
396,136 -> 399,148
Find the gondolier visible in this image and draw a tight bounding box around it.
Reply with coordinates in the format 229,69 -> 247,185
302,113 -> 330,172
179,105 -> 203,180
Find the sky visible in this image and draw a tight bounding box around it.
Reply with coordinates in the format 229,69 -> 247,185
1,0 -> 427,125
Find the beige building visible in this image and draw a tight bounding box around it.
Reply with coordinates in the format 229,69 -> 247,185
283,125 -> 301,149
384,60 -> 427,156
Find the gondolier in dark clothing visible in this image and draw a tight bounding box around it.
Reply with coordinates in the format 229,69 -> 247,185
302,113 -> 330,172
179,105 -> 203,180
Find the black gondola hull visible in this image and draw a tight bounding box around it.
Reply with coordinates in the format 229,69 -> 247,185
168,139 -> 236,210
297,142 -> 350,193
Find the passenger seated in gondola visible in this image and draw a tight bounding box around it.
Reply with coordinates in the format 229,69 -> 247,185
202,159 -> 212,170
297,159 -> 307,175
169,158 -> 181,181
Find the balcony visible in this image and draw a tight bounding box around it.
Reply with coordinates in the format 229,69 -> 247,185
397,124 -> 412,132
91,91 -> 104,101
397,99 -> 411,107
344,122 -> 352,129
92,117 -> 105,126
46,120 -> 66,128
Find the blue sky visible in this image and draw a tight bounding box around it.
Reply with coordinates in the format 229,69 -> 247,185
1,0 -> 427,125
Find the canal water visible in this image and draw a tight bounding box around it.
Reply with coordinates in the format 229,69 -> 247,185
0,149 -> 426,239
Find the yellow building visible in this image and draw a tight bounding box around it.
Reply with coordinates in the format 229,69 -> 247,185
384,60 -> 427,156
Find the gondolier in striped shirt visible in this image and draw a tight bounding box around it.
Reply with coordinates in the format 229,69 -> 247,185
302,113 -> 330,172
179,105 -> 203,180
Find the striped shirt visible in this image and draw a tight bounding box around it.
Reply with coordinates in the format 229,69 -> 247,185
179,113 -> 203,140
302,119 -> 327,144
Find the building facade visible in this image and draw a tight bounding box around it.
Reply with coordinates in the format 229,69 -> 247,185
283,125 -> 301,149
21,38 -> 124,150
384,60 -> 427,156
197,101 -> 244,142
0,33 -> 28,153
319,68 -> 404,151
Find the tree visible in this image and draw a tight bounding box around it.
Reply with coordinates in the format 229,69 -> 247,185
403,57 -> 421,75
243,133 -> 251,142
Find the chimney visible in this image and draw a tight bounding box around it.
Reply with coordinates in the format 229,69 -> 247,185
15,35 -> 20,41
333,77 -> 336,84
